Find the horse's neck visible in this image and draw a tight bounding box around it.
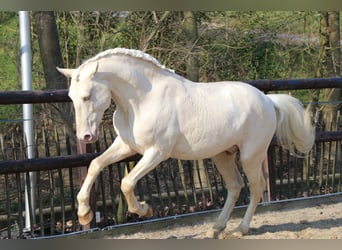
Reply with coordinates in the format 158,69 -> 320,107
100,57 -> 157,112
99,55 -> 189,115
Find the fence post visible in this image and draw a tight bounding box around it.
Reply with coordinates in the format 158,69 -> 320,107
19,11 -> 37,233
77,140 -> 96,229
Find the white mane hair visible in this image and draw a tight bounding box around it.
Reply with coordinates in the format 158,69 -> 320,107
80,48 -> 175,73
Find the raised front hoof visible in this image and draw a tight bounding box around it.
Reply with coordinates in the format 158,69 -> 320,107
139,201 -> 153,217
144,206 -> 153,217
78,209 -> 94,226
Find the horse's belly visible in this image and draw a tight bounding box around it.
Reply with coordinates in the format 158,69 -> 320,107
171,146 -> 234,160
170,133 -> 237,160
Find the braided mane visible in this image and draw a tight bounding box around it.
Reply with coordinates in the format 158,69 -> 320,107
80,48 -> 175,73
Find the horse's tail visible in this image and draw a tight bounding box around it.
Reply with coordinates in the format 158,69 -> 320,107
267,94 -> 315,154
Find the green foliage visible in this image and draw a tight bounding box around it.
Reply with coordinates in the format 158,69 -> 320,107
197,11 -> 322,82
0,12 -> 19,90
0,12 -> 20,131
0,12 -> 45,131
55,11 -> 123,67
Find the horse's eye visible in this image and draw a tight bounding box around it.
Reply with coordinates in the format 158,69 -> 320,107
83,95 -> 91,102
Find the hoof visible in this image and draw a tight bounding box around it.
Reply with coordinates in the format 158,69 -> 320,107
206,228 -> 219,239
145,206 -> 153,217
138,201 -> 153,217
78,209 -> 94,225
217,231 -> 243,239
218,225 -> 247,239
228,230 -> 244,239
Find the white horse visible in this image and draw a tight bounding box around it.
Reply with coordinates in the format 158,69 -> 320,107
57,48 -> 315,238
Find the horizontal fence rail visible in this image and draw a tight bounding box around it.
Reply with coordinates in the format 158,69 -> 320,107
0,89 -> 69,105
0,77 -> 342,105
0,153 -> 138,174
247,77 -> 342,92
0,131 -> 341,175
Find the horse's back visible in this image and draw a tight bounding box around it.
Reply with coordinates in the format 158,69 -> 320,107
170,80 -> 277,159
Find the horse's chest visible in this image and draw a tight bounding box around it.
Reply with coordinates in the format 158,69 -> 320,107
113,113 -> 159,152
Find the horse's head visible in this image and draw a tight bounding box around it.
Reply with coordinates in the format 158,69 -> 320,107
57,62 -> 111,143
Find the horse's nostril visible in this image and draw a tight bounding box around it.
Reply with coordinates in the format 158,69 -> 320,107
83,134 -> 92,142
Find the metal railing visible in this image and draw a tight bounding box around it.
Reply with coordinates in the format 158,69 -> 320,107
0,77 -> 341,238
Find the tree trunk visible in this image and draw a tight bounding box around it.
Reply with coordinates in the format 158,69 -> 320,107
316,11 -> 341,167
34,11 -> 67,89
315,12 -> 341,129
322,11 -> 341,131
183,11 -> 199,82
34,11 -> 76,152
182,12 -> 208,189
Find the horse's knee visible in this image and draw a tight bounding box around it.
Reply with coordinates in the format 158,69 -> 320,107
87,158 -> 100,176
121,177 -> 134,194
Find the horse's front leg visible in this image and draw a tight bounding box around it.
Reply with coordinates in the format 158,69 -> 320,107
120,147 -> 165,217
77,137 -> 135,225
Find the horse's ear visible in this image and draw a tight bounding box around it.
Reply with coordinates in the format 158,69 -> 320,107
56,67 -> 74,78
90,61 -> 99,77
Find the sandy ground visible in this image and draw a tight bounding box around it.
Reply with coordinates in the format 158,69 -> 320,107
104,198 -> 342,239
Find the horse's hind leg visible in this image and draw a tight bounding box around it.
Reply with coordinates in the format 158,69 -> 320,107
207,151 -> 244,238
237,152 -> 266,235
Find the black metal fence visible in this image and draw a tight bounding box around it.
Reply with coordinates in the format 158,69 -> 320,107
0,77 -> 341,238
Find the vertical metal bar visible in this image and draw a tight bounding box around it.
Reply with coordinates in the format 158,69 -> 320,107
178,160 -> 189,206
306,151 -> 312,192
327,139 -> 332,192
5,174 -> 11,238
338,141 -> 342,192
48,169 -> 55,235
15,173 -> 23,238
64,129 -> 77,232
108,165 -> 118,223
194,160 -> 205,209
101,125 -> 118,223
99,171 -> 108,226
160,163 -> 172,215
319,143 -> 325,190
169,160 -> 180,214
77,141 -> 96,229
68,167 -> 76,232
116,162 -> 126,224
286,150 -> 291,198
58,168 -> 65,234
152,168 -> 163,209
278,146 -> 284,199
19,11 -> 36,231
208,159 -> 219,197
37,171 -> 44,237
95,138 -> 108,226
331,141 -> 336,190
186,161 -> 197,210
268,146 -> 277,200
293,156 -> 298,197
25,172 -> 35,236
262,154 -> 271,204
